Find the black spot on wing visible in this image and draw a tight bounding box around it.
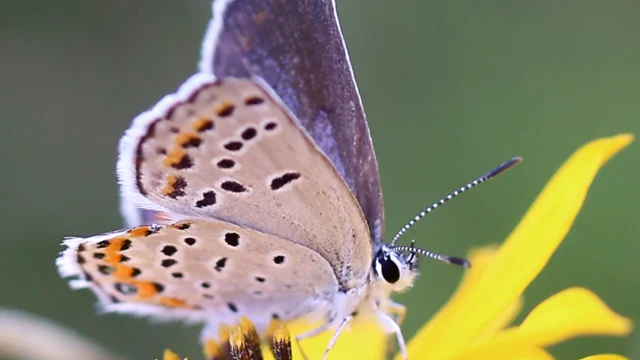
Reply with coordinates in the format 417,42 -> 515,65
224,141 -> 243,151
221,181 -> 247,193
241,127 -> 257,140
245,96 -> 264,105
172,154 -> 194,170
195,191 -> 217,208
270,172 -> 301,190
161,259 -> 177,268
217,158 -> 235,169
224,233 -> 240,247
161,245 -> 177,256
214,257 -> 228,272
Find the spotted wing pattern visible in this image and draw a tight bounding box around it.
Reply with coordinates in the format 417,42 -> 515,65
117,73 -> 371,287
200,0 -> 385,243
57,219 -> 338,329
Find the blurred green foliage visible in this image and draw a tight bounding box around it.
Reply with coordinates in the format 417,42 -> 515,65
1,1 -> 638,359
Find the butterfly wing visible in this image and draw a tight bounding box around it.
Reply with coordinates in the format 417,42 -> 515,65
198,0 -> 385,243
117,73 -> 371,287
57,219 -> 338,330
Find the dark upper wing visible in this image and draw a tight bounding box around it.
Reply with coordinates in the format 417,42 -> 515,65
199,0 -> 384,243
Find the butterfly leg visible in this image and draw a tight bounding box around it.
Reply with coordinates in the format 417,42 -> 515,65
294,314 -> 353,360
388,300 -> 406,326
320,315 -> 353,360
385,301 -> 407,359
293,321 -> 333,360
378,310 -> 408,360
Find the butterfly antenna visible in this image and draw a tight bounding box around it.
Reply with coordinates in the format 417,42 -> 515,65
389,157 -> 522,247
394,240 -> 471,268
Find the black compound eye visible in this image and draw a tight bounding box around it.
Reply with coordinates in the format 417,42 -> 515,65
379,255 -> 401,284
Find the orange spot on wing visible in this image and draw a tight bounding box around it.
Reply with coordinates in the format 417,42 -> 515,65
129,226 -> 150,237
214,102 -> 234,117
170,221 -> 191,230
106,237 -> 126,251
163,148 -> 187,167
160,297 -> 188,308
175,132 -> 201,148
105,252 -> 122,264
114,265 -> 135,280
161,174 -> 188,198
135,281 -> 158,299
103,237 -> 128,264
162,175 -> 179,196
192,117 -> 214,132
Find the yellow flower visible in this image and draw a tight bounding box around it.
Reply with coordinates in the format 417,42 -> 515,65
404,134 -> 635,360
165,134 -> 634,360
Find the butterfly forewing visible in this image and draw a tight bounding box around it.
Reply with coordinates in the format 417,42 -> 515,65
58,219 -> 337,328
200,0 -> 385,243
118,74 -> 371,288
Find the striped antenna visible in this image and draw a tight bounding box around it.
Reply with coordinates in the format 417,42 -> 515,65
389,157 -> 522,247
394,240 -> 471,268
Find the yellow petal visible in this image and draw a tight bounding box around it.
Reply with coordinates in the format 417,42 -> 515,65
162,349 -> 181,360
409,134 -> 633,358
476,295 -> 524,340
262,320 -> 386,360
449,345 -> 554,360
406,246 -> 497,359
451,287 -> 632,359
519,287 -> 632,345
442,246 -> 500,307
580,355 -> 628,360
407,246 -> 522,358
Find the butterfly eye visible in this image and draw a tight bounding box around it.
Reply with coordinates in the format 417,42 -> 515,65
376,253 -> 401,284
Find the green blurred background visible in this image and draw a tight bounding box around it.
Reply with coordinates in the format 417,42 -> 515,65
1,1 -> 638,359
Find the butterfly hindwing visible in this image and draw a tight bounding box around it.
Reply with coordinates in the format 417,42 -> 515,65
117,74 -> 371,287
57,219 -> 338,329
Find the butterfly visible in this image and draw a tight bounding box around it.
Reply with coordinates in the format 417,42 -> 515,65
56,1 -> 520,359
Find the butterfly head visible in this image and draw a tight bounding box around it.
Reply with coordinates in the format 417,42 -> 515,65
373,244 -> 419,293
